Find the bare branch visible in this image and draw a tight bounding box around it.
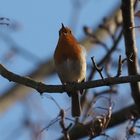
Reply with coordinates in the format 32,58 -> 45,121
121,0 -> 140,111
59,105 -> 137,140
88,29 -> 123,81
1,64 -> 140,94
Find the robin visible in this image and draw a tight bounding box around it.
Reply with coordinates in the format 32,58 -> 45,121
54,24 -> 86,117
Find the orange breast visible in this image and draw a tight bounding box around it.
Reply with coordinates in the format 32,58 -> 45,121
54,34 -> 82,65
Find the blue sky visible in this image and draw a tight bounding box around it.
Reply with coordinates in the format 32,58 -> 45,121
0,0 -> 122,140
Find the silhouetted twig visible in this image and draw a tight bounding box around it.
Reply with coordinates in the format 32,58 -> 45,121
91,57 -> 104,80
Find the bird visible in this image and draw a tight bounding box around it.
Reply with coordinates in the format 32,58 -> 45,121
54,23 -> 86,117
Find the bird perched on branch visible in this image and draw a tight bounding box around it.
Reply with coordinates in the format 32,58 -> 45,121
54,24 -> 86,117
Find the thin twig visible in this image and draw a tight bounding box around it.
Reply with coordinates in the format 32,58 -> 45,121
116,55 -> 122,77
88,29 -> 123,81
116,54 -> 133,77
91,57 -> 104,80
59,109 -> 72,140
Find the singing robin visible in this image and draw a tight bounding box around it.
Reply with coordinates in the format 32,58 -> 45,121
54,24 -> 86,117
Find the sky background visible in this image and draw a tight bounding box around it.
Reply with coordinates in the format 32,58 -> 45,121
0,0 -> 134,140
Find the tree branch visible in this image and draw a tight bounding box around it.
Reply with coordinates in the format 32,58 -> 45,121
59,104 -> 137,140
1,64 -> 140,94
121,0 -> 140,111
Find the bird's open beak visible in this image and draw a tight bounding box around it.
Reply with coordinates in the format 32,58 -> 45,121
61,23 -> 65,29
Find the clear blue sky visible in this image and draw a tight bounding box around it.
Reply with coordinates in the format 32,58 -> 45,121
0,0 -> 121,140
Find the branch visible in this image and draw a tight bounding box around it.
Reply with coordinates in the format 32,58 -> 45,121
0,59 -> 55,113
1,64 -> 140,94
121,0 -> 140,111
91,57 -> 104,80
59,104 -> 137,140
88,29 -> 123,81
81,6 -> 121,51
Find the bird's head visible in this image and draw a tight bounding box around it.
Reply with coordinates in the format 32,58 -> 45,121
59,23 -> 72,37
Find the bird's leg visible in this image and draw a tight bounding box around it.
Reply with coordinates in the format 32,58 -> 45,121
65,82 -> 78,97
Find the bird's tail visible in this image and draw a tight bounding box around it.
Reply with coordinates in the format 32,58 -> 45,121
71,91 -> 81,117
